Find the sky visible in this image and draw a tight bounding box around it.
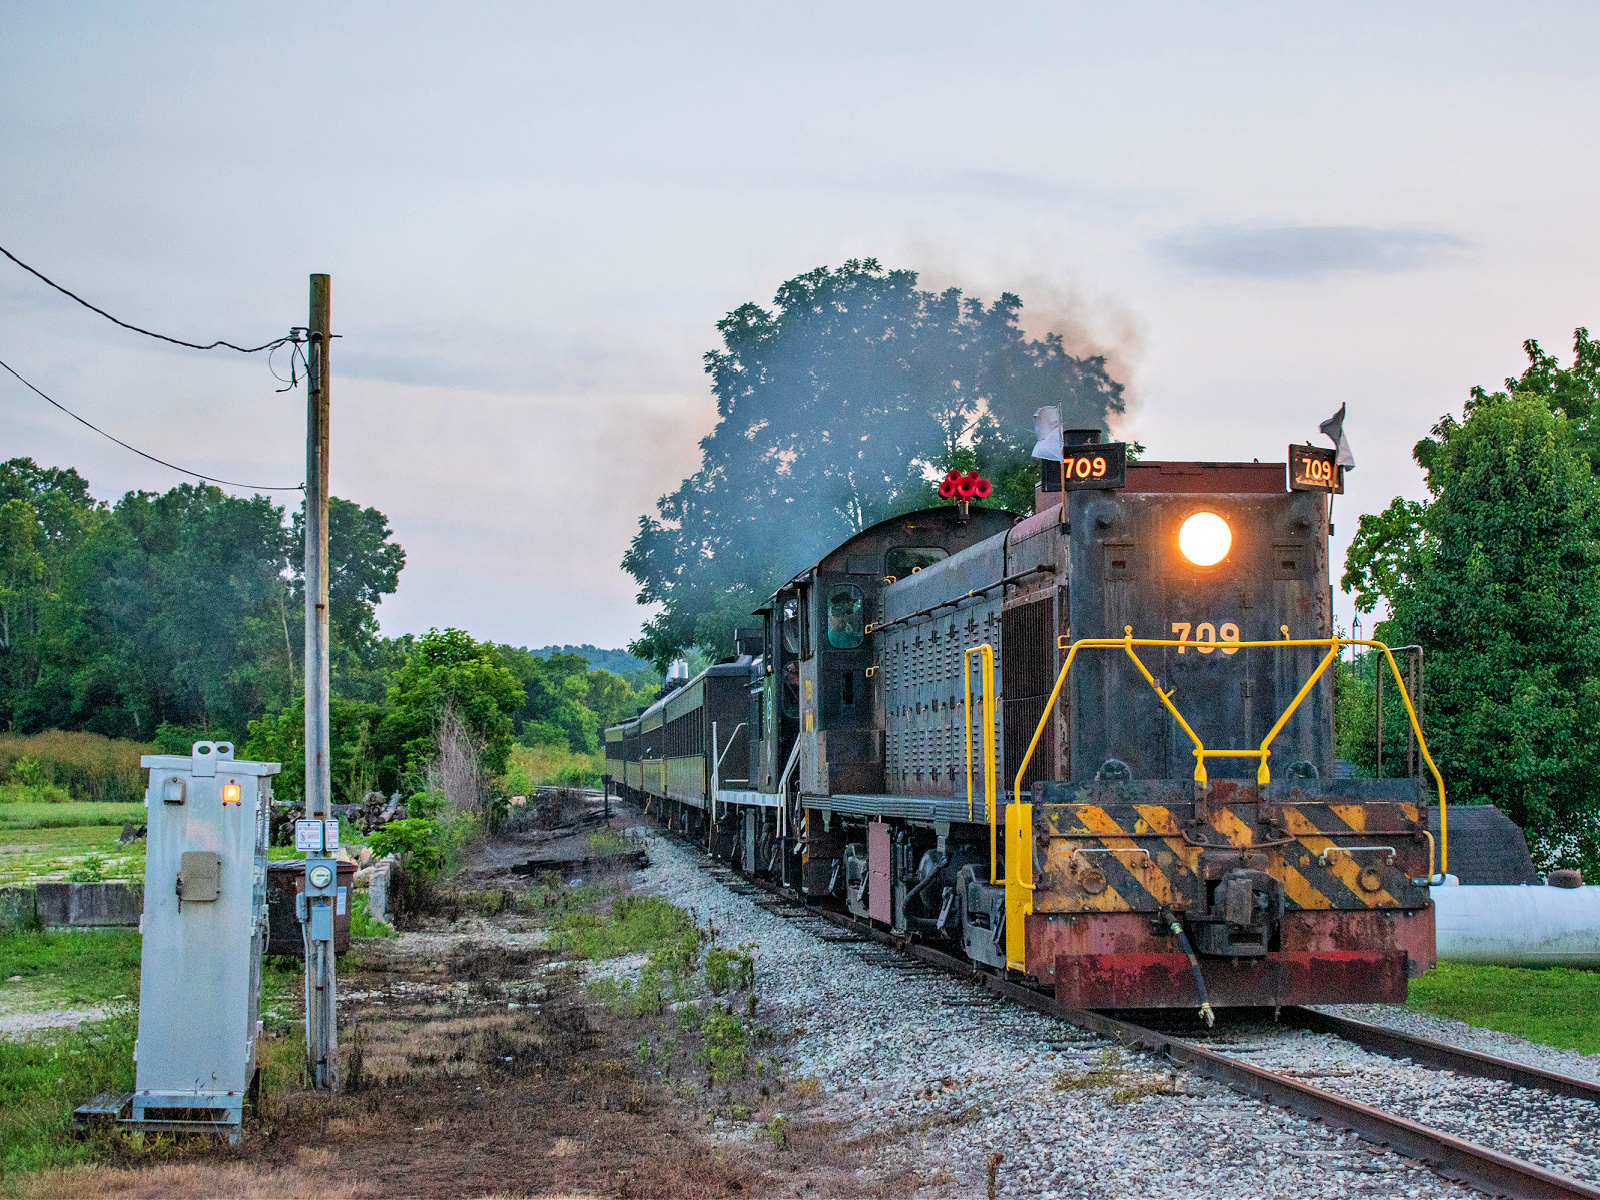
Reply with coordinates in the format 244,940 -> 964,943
3,3 -> 1597,649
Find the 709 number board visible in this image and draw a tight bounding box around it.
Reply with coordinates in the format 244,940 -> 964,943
1289,443 -> 1344,493
1041,442 -> 1127,491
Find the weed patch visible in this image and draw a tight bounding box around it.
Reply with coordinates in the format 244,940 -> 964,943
700,1012 -> 748,1082
349,891 -> 396,939
1053,1047 -> 1172,1103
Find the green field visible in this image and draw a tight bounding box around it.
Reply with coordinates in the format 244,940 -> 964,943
1409,961 -> 1600,1055
0,801 -> 145,831
0,826 -> 144,887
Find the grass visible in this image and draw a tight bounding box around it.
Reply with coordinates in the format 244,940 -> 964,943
0,826 -> 145,886
349,890 -> 395,939
0,929 -> 142,1008
1407,961 -> 1600,1055
506,742 -> 601,788
552,894 -> 701,963
0,1010 -> 137,1177
0,802 -> 145,832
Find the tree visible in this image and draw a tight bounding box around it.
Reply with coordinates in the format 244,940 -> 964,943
494,646 -> 657,754
380,627 -> 522,779
291,496 -> 407,687
623,259 -> 1126,670
86,483 -> 295,740
242,694 -> 389,803
0,460 -> 106,733
1343,335 -> 1600,873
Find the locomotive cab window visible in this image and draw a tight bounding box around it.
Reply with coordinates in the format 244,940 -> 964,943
884,546 -> 947,581
782,660 -> 800,720
827,584 -> 865,649
780,596 -> 801,655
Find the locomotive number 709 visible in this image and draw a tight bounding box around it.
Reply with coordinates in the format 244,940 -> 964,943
1171,621 -> 1241,654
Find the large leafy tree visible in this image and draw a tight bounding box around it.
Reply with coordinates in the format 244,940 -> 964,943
291,497 -> 407,679
91,483 -> 296,738
1343,330 -> 1600,872
379,627 -> 523,778
623,259 -> 1126,670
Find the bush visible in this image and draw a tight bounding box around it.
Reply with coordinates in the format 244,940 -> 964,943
705,945 -> 755,996
66,853 -> 106,883
369,817 -> 444,875
0,731 -> 154,804
700,1012 -> 748,1082
0,782 -> 73,805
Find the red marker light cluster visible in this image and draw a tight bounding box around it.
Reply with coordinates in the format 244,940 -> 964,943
940,469 -> 992,500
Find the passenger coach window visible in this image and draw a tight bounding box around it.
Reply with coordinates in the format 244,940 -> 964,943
884,546 -> 948,580
827,584 -> 865,649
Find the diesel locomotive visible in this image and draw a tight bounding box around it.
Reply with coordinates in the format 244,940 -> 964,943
606,436 -> 1445,1017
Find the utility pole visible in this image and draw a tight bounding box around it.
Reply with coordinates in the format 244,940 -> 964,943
303,273 -> 338,1090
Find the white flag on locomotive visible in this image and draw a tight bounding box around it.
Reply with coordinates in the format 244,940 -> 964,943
1031,405 -> 1063,460
1320,404 -> 1356,471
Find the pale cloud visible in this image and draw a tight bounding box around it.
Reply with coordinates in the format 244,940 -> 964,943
1157,224 -> 1470,280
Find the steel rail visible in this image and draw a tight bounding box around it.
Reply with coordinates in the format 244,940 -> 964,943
690,834 -> 1600,1199
1282,1007 -> 1600,1106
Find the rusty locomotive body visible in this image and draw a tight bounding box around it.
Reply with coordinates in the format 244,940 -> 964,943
607,452 -> 1439,1015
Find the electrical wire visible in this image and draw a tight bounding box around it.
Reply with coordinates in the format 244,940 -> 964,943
0,243 -> 291,354
1,354 -> 304,492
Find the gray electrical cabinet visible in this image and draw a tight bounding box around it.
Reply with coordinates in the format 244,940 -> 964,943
132,740 -> 279,1137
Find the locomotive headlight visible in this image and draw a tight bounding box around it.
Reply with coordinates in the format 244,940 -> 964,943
1178,511 -> 1232,566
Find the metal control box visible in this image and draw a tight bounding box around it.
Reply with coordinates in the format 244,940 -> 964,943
133,741 -> 279,1135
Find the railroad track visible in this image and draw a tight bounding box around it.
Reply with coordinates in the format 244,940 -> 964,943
657,824 -> 1600,1200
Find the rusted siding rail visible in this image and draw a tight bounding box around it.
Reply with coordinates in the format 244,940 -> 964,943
1283,1007 -> 1600,1106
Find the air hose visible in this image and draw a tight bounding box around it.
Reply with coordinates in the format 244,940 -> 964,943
1162,909 -> 1214,1027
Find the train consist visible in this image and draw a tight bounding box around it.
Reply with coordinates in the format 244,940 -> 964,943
607,435 -> 1445,1016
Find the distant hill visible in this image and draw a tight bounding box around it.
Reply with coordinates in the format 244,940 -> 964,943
531,644 -> 658,680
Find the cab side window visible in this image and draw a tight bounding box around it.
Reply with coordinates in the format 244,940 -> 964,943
826,584 -> 865,649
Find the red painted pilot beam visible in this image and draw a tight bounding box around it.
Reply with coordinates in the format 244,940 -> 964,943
1054,950 -> 1409,1010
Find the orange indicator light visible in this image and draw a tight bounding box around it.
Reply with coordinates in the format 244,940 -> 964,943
222,781 -> 242,805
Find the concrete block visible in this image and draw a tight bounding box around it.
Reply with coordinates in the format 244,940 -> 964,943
69,881 -> 143,927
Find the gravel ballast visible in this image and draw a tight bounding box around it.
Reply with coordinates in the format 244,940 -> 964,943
1202,1022 -> 1600,1186
632,827 -> 1478,1199
1319,1002 -> 1600,1085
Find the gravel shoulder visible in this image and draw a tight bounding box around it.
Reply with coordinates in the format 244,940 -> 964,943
632,826 -> 1476,1200
1319,1001 -> 1600,1085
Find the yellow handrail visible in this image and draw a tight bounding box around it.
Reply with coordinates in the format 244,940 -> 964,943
1009,633 -> 1449,874
963,644 -> 998,878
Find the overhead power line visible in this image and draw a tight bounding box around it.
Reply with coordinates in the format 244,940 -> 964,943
1,355 -> 304,492
0,243 -> 291,354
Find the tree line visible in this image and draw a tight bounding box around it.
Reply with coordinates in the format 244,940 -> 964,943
0,459 -> 658,802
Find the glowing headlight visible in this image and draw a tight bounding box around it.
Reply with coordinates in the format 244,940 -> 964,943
1178,512 -> 1231,566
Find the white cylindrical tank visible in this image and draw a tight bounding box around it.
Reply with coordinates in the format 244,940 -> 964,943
1432,881 -> 1600,966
